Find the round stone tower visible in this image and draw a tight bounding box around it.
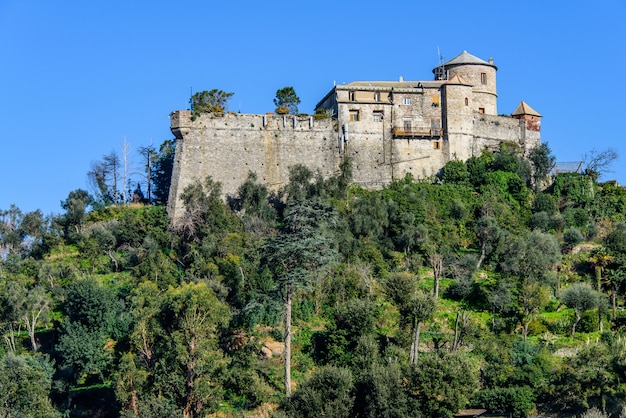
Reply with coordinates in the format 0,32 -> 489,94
433,51 -> 498,115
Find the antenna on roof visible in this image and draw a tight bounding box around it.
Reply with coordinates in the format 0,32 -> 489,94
435,47 -> 448,81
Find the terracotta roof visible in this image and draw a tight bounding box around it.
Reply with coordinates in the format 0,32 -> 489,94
512,100 -> 542,117
444,74 -> 472,86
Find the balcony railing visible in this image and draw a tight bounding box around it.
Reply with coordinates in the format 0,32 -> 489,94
393,127 -> 444,138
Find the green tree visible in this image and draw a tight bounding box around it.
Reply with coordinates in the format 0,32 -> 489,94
528,142 -> 556,189
160,282 -> 230,417
231,171 -> 277,236
56,278 -> 121,385
118,281 -> 230,417
56,320 -> 113,384
475,216 -> 503,270
471,386 -> 535,418
274,86 -> 301,115
560,283 -> 605,336
191,89 -> 233,118
322,298 -> 377,366
21,285 -> 51,352
353,360 -> 414,418
408,290 -> 436,363
0,354 -> 59,417
138,144 -> 158,203
60,189 -> 93,242
152,139 -> 176,205
442,160 -> 469,184
1,281 -> 26,353
264,200 -> 337,396
282,366 -> 354,418
407,352 -> 478,417
383,273 -> 436,363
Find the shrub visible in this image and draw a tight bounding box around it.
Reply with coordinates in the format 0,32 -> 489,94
282,366 -> 354,418
470,386 -> 535,418
563,228 -> 584,249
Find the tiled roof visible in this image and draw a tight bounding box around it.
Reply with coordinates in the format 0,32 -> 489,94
444,74 -> 472,86
512,100 -> 541,117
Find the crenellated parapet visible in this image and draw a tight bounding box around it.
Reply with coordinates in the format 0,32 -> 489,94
167,51 -> 542,222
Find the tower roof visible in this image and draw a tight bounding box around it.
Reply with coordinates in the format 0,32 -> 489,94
440,51 -> 497,70
512,101 -> 541,117
444,74 -> 472,86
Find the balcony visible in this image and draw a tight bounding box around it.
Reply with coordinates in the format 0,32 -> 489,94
393,127 -> 444,138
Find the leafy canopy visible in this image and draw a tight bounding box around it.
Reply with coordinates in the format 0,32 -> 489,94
274,86 -> 301,115
191,89 -> 234,118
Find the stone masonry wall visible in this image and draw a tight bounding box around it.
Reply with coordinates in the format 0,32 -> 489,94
168,108 -> 540,220
168,111 -> 340,219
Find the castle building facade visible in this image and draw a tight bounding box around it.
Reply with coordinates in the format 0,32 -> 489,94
167,51 -> 541,220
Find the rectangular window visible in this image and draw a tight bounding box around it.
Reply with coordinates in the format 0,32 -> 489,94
349,110 -> 360,121
349,91 -> 355,101
478,107 -> 485,114
433,141 -> 440,149
374,92 -> 381,102
403,117 -> 412,131
373,111 -> 384,122
480,73 -> 487,85
403,97 -> 411,105
432,95 -> 440,107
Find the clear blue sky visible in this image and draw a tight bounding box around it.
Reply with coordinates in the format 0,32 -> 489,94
1,1 -> 625,216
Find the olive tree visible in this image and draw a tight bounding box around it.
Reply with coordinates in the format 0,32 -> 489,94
560,283 -> 605,336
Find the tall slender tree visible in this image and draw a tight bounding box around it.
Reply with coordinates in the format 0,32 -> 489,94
264,200 -> 337,396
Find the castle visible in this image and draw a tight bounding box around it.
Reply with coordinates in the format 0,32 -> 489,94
167,51 -> 541,220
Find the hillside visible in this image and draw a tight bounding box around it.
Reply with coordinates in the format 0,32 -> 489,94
1,142 -> 626,418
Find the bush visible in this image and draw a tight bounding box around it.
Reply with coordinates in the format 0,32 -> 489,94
470,386 -> 535,418
563,228 -> 584,249
282,366 -> 354,418
532,193 -> 557,214
442,160 -> 469,184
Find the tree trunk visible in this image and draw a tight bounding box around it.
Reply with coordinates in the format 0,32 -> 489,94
411,320 -> 422,365
453,308 -> 469,351
3,324 -> 17,352
285,284 -> 292,397
183,338 -> 197,418
599,306 -> 604,333
572,312 -> 581,337
453,308 -> 461,351
612,289 -> 617,320
476,243 -> 486,271
429,253 -> 444,300
24,311 -> 40,352
521,313 -> 530,341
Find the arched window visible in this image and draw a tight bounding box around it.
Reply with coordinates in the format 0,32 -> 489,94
464,97 -> 469,106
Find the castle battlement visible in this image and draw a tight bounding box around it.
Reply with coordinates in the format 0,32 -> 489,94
167,51 -> 541,220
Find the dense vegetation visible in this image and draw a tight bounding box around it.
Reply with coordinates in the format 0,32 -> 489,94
2,140 -> 626,418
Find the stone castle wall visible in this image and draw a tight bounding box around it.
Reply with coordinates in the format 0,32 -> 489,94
167,111 -> 341,219
168,108 -> 540,220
